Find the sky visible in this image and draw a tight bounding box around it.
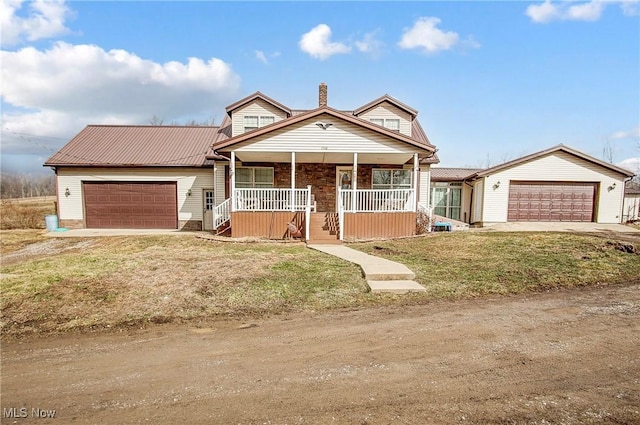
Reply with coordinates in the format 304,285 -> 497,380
1,0 -> 639,176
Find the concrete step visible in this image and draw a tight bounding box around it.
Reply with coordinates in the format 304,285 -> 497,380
367,280 -> 427,294
306,239 -> 341,245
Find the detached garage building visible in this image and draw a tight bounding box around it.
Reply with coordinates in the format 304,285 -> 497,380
468,145 -> 634,226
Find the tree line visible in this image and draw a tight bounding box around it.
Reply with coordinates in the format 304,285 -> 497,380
1,173 -> 55,199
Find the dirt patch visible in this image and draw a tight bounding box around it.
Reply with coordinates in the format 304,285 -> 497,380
1,238 -> 95,265
2,283 -> 639,424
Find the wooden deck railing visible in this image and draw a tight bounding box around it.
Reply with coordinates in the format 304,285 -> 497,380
213,198 -> 231,229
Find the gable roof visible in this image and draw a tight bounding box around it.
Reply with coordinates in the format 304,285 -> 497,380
353,94 -> 418,120
225,91 -> 292,117
213,105 -> 435,154
44,125 -> 225,168
431,168 -> 482,181
474,144 -> 635,178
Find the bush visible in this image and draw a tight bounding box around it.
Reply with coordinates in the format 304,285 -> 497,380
415,207 -> 432,234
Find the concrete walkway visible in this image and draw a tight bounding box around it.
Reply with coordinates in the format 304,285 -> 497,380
45,229 -> 206,237
471,222 -> 640,233
307,244 -> 426,294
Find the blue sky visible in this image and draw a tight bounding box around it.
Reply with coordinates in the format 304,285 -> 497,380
1,0 -> 639,176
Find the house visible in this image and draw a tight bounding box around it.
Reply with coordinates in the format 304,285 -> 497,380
45,83 -> 439,241
623,180 -> 640,222
45,84 -> 635,239
431,145 -> 635,226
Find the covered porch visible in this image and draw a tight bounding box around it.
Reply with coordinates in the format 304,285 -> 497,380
213,150 -> 425,241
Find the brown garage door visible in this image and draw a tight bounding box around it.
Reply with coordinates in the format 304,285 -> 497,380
508,182 -> 596,222
84,182 -> 177,229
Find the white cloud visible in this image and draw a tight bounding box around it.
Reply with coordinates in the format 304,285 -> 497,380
255,50 -> 268,64
526,0 -> 637,23
355,30 -> 383,57
1,0 -> 73,46
567,1 -> 606,21
526,0 -> 562,23
618,157 -> 640,173
299,24 -> 351,60
610,127 -> 640,140
1,42 -> 241,155
398,17 -> 460,54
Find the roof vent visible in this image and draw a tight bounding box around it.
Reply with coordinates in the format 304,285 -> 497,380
319,82 -> 327,107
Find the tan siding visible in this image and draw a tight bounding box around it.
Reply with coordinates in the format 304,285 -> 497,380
231,99 -> 288,137
343,212 -> 416,239
471,180 -> 484,224
418,168 -> 431,208
234,116 -> 417,154
231,211 -> 303,238
461,184 -> 473,223
358,102 -> 412,136
56,167 -> 213,223
214,162 -> 227,205
481,152 -> 626,224
622,194 -> 640,221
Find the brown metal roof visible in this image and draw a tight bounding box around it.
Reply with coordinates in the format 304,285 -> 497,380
225,91 -> 292,117
44,125 -> 226,167
475,144 -> 635,178
213,106 -> 436,154
431,168 -> 482,181
353,94 -> 418,119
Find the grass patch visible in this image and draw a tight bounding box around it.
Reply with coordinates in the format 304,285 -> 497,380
0,197 -> 56,230
2,231 -> 639,337
351,232 -> 640,298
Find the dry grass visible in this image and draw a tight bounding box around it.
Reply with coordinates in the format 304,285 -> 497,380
1,197 -> 57,230
352,232 -> 640,299
2,230 -> 639,337
1,234 -> 369,336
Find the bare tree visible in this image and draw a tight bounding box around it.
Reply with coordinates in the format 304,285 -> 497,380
602,137 -> 615,164
1,173 -> 55,199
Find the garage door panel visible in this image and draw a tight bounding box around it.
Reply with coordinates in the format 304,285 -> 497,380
84,182 -> 177,229
508,182 -> 595,222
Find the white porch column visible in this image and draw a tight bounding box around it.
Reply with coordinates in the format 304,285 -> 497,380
212,160 -> 218,229
230,151 -> 236,212
291,151 -> 296,212
413,153 -> 419,212
352,152 -> 358,212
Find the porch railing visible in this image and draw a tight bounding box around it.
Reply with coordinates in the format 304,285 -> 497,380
233,188 -> 310,211
214,198 -> 231,229
338,188 -> 416,213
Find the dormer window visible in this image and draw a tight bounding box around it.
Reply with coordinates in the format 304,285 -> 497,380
370,118 -> 400,131
244,115 -> 275,132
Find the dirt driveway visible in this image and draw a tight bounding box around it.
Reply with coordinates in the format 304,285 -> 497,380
2,283 -> 639,425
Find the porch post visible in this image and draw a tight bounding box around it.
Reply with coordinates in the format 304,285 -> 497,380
212,160 -> 217,229
291,151 -> 296,212
413,153 -> 419,212
230,151 -> 236,212
352,152 -> 358,212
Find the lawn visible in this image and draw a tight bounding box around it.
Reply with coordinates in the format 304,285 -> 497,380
1,230 -> 639,337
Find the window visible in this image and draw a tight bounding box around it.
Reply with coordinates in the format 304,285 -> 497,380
430,183 -> 462,220
204,190 -> 214,210
370,118 -> 400,131
372,169 -> 412,189
244,115 -> 275,132
235,167 -> 274,188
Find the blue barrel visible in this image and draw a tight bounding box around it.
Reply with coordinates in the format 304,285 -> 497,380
45,215 -> 59,231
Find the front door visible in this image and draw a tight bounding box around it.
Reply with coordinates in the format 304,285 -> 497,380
203,189 -> 214,230
336,167 -> 353,211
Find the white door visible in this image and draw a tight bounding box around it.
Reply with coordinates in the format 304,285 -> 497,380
203,189 -> 214,230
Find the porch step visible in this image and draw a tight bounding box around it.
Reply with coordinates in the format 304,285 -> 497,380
308,212 -> 340,243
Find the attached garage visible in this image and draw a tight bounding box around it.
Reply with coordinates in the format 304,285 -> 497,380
507,182 -> 596,222
84,182 -> 177,229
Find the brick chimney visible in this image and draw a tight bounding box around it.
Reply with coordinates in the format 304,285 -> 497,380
319,82 -> 328,107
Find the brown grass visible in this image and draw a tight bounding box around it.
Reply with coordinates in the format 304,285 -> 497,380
1,197 -> 57,230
